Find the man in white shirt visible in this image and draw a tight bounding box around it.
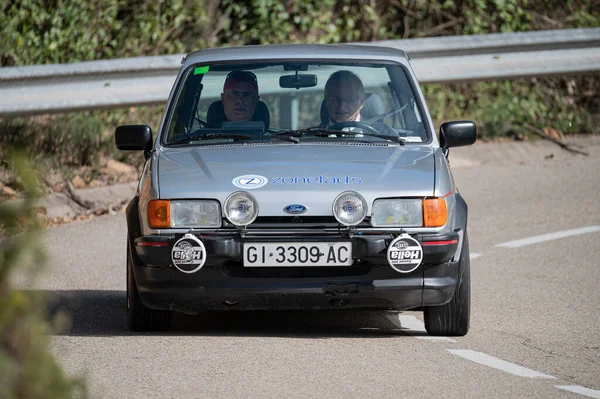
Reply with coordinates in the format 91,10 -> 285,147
318,70 -> 365,128
316,70 -> 397,138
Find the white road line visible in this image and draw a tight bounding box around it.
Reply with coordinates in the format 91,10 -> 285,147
555,386 -> 600,399
470,252 -> 483,260
448,349 -> 556,379
386,314 -> 456,342
495,225 -> 600,248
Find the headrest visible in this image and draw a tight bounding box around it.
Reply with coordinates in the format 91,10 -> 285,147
206,100 -> 270,130
361,93 -> 385,120
320,93 -> 385,124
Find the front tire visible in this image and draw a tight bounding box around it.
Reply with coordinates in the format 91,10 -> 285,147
127,244 -> 172,332
423,233 -> 471,336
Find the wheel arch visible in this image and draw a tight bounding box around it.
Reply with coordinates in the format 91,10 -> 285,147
126,196 -> 143,264
451,192 -> 468,261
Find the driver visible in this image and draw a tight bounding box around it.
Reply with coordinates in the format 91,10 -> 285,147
317,70 -> 397,137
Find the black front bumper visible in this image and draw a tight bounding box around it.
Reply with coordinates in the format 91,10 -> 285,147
131,232 -> 461,314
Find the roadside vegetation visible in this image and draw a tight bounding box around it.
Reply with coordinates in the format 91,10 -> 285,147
0,154 -> 86,398
0,108 -> 157,202
0,0 -> 598,199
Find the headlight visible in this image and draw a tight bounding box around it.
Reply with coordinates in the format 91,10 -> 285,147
332,191 -> 368,226
171,200 -> 221,228
371,199 -> 423,227
147,200 -> 221,228
224,191 -> 259,226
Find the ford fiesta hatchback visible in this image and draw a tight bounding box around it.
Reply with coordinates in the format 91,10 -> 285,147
116,44 -> 476,335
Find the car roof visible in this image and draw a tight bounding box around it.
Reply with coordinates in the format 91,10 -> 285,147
183,44 -> 408,67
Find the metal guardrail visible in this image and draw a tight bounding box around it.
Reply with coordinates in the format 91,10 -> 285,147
366,27 -> 600,57
1,28 -> 599,117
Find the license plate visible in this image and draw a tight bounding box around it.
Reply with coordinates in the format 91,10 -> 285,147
243,242 -> 352,267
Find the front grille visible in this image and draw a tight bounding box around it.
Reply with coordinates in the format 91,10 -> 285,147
220,217 -> 372,230
253,216 -> 337,224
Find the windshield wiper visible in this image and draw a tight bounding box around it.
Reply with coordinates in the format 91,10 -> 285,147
271,130 -> 311,137
269,131 -> 300,143
169,133 -> 254,146
273,129 -> 404,145
272,128 -> 349,137
313,130 -> 405,144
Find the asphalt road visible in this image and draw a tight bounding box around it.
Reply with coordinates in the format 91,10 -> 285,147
32,138 -> 600,399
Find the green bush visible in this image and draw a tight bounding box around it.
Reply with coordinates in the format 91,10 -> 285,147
0,154 -> 86,399
424,75 -> 600,138
0,104 -> 166,170
3,0 -> 598,66
0,113 -> 104,167
0,0 -> 224,66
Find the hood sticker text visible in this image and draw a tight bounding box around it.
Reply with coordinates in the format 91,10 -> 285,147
271,176 -> 362,185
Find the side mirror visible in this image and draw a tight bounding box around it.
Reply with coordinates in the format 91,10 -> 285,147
115,125 -> 152,151
439,121 -> 477,149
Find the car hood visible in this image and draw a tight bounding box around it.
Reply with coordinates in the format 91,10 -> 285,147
157,144 -> 434,216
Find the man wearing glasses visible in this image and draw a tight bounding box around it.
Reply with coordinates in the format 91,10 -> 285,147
319,70 -> 365,128
317,70 -> 396,138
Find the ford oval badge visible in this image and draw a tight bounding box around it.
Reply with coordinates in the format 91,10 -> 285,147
284,204 -> 307,214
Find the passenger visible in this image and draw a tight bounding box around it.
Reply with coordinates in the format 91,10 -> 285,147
220,70 -> 260,122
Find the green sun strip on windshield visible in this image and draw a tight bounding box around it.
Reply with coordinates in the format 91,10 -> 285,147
194,66 -> 210,75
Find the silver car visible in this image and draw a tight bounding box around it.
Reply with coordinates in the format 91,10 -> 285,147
116,44 -> 476,335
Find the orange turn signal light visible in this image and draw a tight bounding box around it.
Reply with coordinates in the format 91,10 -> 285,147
148,200 -> 170,228
423,198 -> 447,227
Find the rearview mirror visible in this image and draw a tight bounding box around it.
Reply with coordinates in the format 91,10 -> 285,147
115,125 -> 152,151
439,121 -> 477,149
279,74 -> 318,89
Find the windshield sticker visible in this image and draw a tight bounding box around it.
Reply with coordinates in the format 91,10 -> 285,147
171,234 -> 206,274
232,175 -> 269,189
404,136 -> 422,143
194,66 -> 210,75
271,176 -> 362,185
387,234 -> 423,273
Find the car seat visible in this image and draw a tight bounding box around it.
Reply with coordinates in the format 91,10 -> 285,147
206,100 -> 271,131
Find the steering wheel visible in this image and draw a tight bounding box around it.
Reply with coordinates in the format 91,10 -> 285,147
328,121 -> 380,136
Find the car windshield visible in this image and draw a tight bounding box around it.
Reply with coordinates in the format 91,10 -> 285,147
164,62 -> 428,145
